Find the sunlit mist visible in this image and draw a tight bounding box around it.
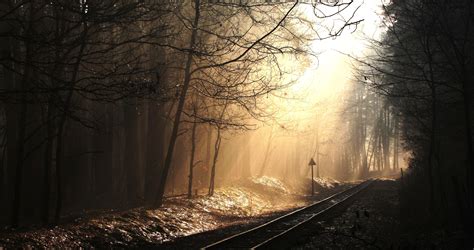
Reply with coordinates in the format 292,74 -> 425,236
164,0 -> 405,195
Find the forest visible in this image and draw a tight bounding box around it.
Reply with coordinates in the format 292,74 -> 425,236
0,0 -> 473,248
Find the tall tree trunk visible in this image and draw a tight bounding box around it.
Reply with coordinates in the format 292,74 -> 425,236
460,65 -> 474,208
361,91 -> 369,177
208,102 -> 227,196
42,4 -> 63,223
393,115 -> 399,170
154,0 -> 201,207
258,127 -> 274,177
42,103 -> 54,224
241,135 -> 251,179
208,127 -> 222,196
123,99 -> 140,207
1,16 -> 20,225
427,85 -> 437,215
426,37 -> 437,215
54,14 -> 88,223
187,107 -> 198,198
382,106 -> 391,171
145,103 -> 163,203
11,3 -> 35,226
201,125 -> 212,188
12,88 -> 27,228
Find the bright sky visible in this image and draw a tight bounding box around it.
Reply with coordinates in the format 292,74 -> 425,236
221,1 -> 389,179
258,0 -> 388,164
277,0 -> 386,125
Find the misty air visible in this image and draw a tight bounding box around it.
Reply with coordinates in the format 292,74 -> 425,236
0,0 -> 473,248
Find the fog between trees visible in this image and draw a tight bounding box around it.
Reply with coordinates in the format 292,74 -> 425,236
0,0 -> 408,228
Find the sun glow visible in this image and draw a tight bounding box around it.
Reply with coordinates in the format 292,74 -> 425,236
234,0 -> 389,179
273,0 -> 385,126
193,0 -> 391,187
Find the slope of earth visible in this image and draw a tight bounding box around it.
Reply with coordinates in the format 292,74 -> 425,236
0,176 -> 343,248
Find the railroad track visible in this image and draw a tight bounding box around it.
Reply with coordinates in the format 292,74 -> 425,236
201,179 -> 374,249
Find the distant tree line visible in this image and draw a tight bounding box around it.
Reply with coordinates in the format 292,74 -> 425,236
334,82 -> 401,180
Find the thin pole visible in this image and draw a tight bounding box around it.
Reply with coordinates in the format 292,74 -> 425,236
311,164 -> 314,196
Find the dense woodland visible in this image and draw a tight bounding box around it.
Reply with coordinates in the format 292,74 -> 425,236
360,0 -> 474,231
0,0 -> 472,237
0,0 -> 362,227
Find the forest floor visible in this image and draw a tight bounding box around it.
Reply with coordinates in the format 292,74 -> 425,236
0,176 -> 344,248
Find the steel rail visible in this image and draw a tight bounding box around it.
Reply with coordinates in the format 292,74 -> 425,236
201,179 -> 374,250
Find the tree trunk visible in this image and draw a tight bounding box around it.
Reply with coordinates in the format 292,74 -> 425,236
382,106 -> 391,171
11,3 -> 35,226
258,127 -> 274,177
187,108 -> 198,198
145,103 -> 163,203
124,99 -> 140,207
54,15 -> 88,223
426,37 -> 437,215
42,4 -> 63,223
460,66 -> 474,208
154,0 -> 201,207
393,115 -> 399,170
200,125 -> 212,189
241,135 -> 251,179
1,19 -> 20,226
208,127 -> 222,196
42,102 -> 55,224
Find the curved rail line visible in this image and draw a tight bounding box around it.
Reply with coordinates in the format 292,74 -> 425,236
201,179 -> 374,249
